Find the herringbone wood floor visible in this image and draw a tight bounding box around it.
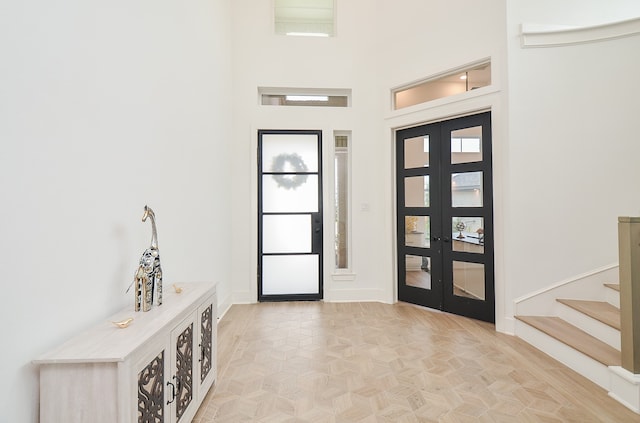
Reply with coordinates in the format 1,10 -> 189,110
193,301 -> 640,422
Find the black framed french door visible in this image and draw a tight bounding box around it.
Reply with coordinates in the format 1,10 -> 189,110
396,112 -> 494,323
258,129 -> 323,301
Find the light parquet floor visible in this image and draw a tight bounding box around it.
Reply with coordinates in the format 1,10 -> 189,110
193,301 -> 640,422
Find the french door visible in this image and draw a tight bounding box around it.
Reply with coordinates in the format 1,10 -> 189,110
258,130 -> 323,301
396,112 -> 494,323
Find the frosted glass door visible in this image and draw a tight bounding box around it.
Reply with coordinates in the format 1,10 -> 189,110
258,130 -> 322,300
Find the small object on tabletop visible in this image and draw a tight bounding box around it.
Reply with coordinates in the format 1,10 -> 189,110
112,317 -> 134,329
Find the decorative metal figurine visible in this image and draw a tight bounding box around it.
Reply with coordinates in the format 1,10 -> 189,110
133,205 -> 163,312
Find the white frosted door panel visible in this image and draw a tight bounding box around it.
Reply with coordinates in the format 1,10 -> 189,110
262,175 -> 318,213
262,134 -> 319,172
262,255 -> 319,295
263,215 -> 311,253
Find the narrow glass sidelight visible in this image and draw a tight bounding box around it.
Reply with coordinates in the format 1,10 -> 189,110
334,133 -> 350,270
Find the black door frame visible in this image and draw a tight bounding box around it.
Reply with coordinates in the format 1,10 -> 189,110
396,112 -> 495,323
257,129 -> 323,302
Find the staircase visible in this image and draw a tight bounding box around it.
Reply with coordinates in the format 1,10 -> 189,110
514,219 -> 640,413
515,279 -> 621,391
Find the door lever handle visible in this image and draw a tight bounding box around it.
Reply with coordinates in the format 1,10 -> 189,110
431,236 -> 441,242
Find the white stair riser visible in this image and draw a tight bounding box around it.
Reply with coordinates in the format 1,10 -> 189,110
556,303 -> 621,350
605,288 -> 620,308
515,320 -> 611,390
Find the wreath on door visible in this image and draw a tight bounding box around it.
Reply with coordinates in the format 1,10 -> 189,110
271,153 -> 309,189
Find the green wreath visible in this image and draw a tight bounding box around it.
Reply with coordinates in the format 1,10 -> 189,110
271,153 -> 309,189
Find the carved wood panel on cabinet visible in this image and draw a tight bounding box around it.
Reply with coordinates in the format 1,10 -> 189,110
35,283 -> 217,423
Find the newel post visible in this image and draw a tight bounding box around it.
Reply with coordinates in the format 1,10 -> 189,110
619,216 -> 640,374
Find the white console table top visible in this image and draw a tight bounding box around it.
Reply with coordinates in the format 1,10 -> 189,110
33,282 -> 216,364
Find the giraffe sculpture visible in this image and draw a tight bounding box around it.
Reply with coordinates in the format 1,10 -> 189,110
134,205 -> 163,312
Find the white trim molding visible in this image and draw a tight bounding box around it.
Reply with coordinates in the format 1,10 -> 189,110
513,263 -> 618,316
521,17 -> 640,48
610,366 -> 640,413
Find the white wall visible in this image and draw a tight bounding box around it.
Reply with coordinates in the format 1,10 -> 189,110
380,0 -> 509,328
229,0 -> 508,310
230,0 -> 390,303
504,0 -> 640,310
0,1 -> 233,421
377,0 -> 507,95
230,0 -> 640,335
4,1 -> 639,418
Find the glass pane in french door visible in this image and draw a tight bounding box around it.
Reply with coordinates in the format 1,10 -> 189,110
452,217 -> 484,254
404,176 -> 429,207
452,261 -> 485,300
405,216 -> 430,248
405,255 -> 431,290
404,135 -> 429,168
451,172 -> 483,207
451,126 -> 483,164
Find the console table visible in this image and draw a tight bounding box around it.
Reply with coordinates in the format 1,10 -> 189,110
34,282 -> 217,423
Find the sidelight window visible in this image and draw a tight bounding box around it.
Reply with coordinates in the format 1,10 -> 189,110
334,132 -> 350,270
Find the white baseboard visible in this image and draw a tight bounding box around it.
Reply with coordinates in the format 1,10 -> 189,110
499,316 -> 516,335
324,288 -> 388,303
609,366 -> 640,414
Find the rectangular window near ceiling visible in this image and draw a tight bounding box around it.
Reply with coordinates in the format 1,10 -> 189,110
275,0 -> 335,37
393,61 -> 491,110
334,133 -> 350,270
259,87 -> 351,107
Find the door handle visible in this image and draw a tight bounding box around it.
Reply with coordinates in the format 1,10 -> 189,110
167,379 -> 176,405
431,236 -> 441,242
443,237 -> 451,243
